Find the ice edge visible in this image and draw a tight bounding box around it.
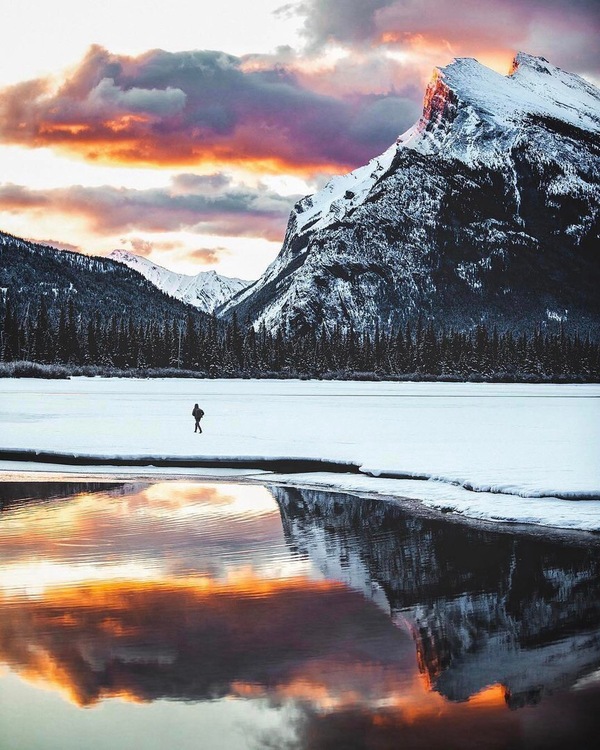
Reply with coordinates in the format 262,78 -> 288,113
1,449 -> 598,503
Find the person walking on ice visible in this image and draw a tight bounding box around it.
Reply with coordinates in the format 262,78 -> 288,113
192,403 -> 204,433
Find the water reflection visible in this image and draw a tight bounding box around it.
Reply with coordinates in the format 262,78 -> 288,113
275,487 -> 600,707
0,480 -> 118,509
0,480 -> 599,749
1,577 -> 405,707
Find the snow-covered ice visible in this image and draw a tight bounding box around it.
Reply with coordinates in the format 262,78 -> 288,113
0,378 -> 599,532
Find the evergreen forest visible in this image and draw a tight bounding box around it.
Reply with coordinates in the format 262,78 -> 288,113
1,294 -> 598,381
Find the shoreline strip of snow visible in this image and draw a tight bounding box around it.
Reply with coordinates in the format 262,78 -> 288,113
1,449 -> 599,505
263,471 -> 600,534
0,449 -> 359,476
0,460 -> 598,535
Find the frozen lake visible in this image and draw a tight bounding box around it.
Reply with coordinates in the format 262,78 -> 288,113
0,479 -> 599,750
0,378 -> 599,531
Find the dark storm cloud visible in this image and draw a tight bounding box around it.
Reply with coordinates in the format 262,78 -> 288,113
0,174 -> 300,240
348,96 -> 421,145
0,45 -> 421,173
298,0 -> 395,49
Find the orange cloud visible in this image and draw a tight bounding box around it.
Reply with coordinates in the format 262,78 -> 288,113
0,577 -> 405,707
0,577 -> 537,750
300,0 -> 600,83
0,482 -> 283,573
0,45 -> 418,175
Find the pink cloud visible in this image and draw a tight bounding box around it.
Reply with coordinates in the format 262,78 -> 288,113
0,174 -> 299,241
0,45 -> 420,174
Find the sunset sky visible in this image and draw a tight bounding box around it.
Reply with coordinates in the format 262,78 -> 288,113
0,0 -> 598,280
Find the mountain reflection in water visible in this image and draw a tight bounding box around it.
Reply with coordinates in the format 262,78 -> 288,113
0,479 -> 599,750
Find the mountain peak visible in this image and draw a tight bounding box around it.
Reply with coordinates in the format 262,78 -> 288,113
110,249 -> 252,314
414,51 -> 600,157
221,53 -> 600,337
509,52 -> 552,76
110,248 -> 137,264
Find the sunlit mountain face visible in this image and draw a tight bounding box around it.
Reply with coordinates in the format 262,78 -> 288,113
0,480 -> 599,749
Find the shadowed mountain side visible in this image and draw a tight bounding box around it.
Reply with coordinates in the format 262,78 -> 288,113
0,231 -> 211,328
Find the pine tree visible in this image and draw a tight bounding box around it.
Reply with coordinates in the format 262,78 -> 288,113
33,295 -> 51,363
1,294 -> 19,361
66,299 -> 81,364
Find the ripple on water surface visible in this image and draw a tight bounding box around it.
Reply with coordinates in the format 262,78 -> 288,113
0,478 -> 599,750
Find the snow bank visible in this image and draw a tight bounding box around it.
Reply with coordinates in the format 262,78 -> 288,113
265,472 -> 600,533
0,378 -> 599,531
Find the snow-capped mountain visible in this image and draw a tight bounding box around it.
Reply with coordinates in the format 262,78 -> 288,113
0,229 -> 210,326
221,53 -> 600,334
110,249 -> 252,314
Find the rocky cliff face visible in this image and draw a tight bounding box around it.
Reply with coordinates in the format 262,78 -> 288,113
222,54 -> 600,335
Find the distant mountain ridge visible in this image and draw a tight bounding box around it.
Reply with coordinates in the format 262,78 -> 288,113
110,249 -> 252,314
1,228 -> 598,379
0,230 -> 209,326
220,53 -> 600,336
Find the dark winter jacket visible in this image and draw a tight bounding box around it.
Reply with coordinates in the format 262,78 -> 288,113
192,406 -> 204,420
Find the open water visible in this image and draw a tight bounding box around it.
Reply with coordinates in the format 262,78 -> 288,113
0,479 -> 599,749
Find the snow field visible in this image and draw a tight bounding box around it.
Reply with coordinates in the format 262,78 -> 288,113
0,378 -> 599,531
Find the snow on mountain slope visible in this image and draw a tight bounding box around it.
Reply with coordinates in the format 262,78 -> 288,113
405,51 -> 600,163
293,144 -> 398,236
110,250 -> 252,314
220,53 -> 600,335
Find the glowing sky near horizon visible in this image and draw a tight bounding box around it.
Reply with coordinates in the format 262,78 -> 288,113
0,0 -> 598,279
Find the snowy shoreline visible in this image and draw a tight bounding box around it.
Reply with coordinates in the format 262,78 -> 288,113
1,377 -> 599,532
1,449 -> 599,502
0,460 -> 598,541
